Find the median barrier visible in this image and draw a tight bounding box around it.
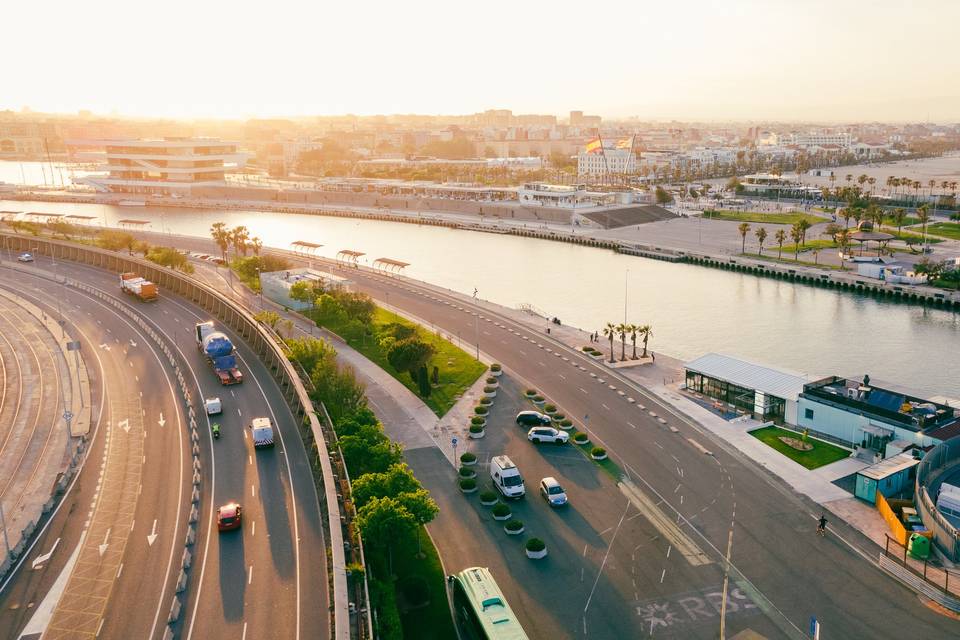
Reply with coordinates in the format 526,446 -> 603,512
0,233 -> 349,640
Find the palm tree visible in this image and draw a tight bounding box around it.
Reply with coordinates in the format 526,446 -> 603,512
775,229 -> 786,260
250,236 -> 263,256
230,225 -> 250,256
602,322 -> 617,364
210,221 -> 230,261
892,208 -> 906,236
841,207 -> 853,228
616,323 -> 628,361
790,223 -> 803,260
638,324 -> 653,358
917,204 -> 931,248
797,219 -> 812,246
737,222 -> 751,253
755,227 -> 767,255
628,324 -> 639,360
845,174 -> 853,185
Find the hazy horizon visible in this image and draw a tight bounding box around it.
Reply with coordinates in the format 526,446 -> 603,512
4,0 -> 960,122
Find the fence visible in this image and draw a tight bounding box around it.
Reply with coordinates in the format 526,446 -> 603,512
915,437 -> 960,562
881,535 -> 960,613
0,232 -> 350,640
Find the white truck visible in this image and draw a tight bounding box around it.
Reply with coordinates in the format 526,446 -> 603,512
119,272 -> 159,301
250,417 -> 275,448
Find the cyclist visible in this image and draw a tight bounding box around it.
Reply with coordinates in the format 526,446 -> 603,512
817,514 -> 827,536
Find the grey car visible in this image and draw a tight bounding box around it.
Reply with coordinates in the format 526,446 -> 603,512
516,410 -> 551,426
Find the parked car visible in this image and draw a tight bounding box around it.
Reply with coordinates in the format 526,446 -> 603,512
527,426 -> 569,444
217,502 -> 242,531
17,253 -> 34,262
204,397 -> 222,415
539,477 -> 568,507
490,455 -> 525,499
516,410 -> 551,426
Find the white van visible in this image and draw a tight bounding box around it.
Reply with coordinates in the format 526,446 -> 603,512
490,455 -> 525,499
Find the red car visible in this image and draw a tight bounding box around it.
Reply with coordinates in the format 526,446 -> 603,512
217,502 -> 242,532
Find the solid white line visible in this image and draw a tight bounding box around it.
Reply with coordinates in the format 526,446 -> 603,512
627,422 -> 637,429
96,618 -> 105,637
584,499 -> 630,614
252,520 -> 255,536
601,403 -> 610,410
242,622 -> 247,640
660,569 -> 666,583
251,484 -> 256,497
116,563 -> 124,578
248,565 -> 253,584
237,408 -> 242,417
579,387 -> 588,394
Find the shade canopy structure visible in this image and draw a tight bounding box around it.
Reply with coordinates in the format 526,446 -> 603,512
372,257 -> 410,274
26,212 -> 65,221
64,214 -> 97,221
291,241 -> 323,255
336,249 -> 365,265
117,219 -> 150,227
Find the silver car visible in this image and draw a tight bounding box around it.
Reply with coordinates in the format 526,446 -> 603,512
539,477 -> 568,507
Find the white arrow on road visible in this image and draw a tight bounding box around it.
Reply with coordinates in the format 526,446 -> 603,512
146,520 -> 158,546
129,339 -> 138,347
157,413 -> 166,427
118,419 -> 130,433
99,343 -> 111,351
98,528 -> 111,557
31,538 -> 61,569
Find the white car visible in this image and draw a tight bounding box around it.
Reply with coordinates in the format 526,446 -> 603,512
527,426 -> 569,445
17,253 -> 34,263
204,397 -> 222,415
539,477 -> 568,507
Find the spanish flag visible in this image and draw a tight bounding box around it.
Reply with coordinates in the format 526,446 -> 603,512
616,136 -> 635,150
585,138 -> 603,154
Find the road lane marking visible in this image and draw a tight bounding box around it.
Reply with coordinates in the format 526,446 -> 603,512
627,422 -> 637,429
601,403 -> 610,410
237,408 -> 242,417
558,374 -> 566,380
251,484 -> 256,497
248,565 -> 253,584
252,521 -> 255,536
579,387 -> 588,394
619,480 -> 712,567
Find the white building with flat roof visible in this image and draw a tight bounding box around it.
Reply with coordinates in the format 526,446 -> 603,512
577,148 -> 637,176
72,138 -> 248,195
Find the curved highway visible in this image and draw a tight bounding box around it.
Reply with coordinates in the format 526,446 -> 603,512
0,255 -> 329,640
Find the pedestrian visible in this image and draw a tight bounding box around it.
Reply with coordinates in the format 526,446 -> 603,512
652,352 -> 656,362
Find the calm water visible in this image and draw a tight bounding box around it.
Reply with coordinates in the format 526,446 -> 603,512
3,198 -> 959,398
0,161 -> 94,187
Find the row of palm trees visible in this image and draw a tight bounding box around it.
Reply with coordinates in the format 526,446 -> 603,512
827,173 -> 958,203
600,322 -> 652,363
210,222 -> 263,261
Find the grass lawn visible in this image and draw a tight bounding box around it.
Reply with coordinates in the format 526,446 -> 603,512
881,215 -> 920,227
393,527 -> 457,640
320,306 -> 486,417
778,239 -> 839,254
927,222 -> 960,240
703,210 -> 829,226
749,426 -> 850,470
739,253 -> 843,271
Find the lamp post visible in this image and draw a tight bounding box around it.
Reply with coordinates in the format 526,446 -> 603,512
473,288 -> 479,361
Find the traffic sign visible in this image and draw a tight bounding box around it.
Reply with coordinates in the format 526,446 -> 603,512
63,410 -> 74,422
451,437 -> 458,447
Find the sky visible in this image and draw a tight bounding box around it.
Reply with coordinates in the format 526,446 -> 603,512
3,0 -> 959,122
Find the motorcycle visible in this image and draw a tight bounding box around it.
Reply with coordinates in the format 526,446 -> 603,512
212,423 -> 221,439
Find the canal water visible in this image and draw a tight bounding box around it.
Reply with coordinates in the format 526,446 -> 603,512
3,197 -> 959,398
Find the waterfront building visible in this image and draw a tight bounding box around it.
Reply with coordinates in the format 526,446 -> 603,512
779,132 -> 853,149
72,138 -> 248,195
797,376 -> 959,456
683,353 -> 813,425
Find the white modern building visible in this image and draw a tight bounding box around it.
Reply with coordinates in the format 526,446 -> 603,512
72,138 -> 248,195
577,148 -> 637,176
517,182 -> 591,208
779,132 -> 853,149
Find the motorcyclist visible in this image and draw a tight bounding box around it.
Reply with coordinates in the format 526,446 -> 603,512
212,423 -> 221,439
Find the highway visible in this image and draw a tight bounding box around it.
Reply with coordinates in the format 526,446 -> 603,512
68,230 -> 960,638
0,256 -> 329,640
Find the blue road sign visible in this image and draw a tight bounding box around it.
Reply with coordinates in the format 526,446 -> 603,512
63,410 -> 74,421
452,437 -> 458,447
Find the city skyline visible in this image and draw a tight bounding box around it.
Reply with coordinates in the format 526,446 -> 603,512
4,0 -> 959,122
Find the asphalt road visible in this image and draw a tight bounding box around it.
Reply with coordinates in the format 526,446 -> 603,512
113,230 -> 960,638
0,256 -> 329,640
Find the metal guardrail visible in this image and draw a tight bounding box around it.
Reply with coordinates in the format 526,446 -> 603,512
915,438 -> 960,562
0,233 -> 350,640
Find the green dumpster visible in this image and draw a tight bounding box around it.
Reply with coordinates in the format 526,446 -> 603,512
907,533 -> 931,560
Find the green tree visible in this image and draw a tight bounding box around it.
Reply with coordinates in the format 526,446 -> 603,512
754,227 -> 767,255
210,221 -> 230,261
396,488 -> 439,556
254,310 -> 281,330
289,280 -> 316,309
738,222 -> 751,253
602,322 -> 617,363
230,225 -> 250,256
892,208 -> 907,236
790,223 -> 803,260
351,463 -> 421,508
250,236 -> 263,256
775,229 -> 786,260
387,338 -> 436,383
356,496 -> 416,575
339,428 -> 403,478
654,186 -> 673,204
616,323 -> 628,361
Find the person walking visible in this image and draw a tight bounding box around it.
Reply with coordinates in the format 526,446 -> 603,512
817,514 -> 827,536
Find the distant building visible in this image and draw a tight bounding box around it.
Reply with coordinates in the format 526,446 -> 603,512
517,182 -> 588,208
73,138 -> 249,195
569,110 -> 601,127
0,119 -> 63,158
780,132 -> 852,149
577,148 -> 637,176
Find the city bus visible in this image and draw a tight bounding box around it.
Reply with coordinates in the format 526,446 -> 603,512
448,567 -> 529,640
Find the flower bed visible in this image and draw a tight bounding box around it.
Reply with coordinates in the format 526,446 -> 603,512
491,503 -> 512,521
469,424 -> 485,439
459,478 -> 477,493
524,389 -> 537,398
474,405 -> 489,415
490,363 -> 502,376
525,537 -> 547,559
459,466 -> 477,479
573,432 -> 590,445
591,447 -> 608,461
460,452 -> 477,466
504,519 -> 525,535
558,418 -> 573,431
543,404 -> 557,415
479,491 -> 498,506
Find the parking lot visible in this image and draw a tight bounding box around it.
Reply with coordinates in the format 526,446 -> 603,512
411,374 -> 782,639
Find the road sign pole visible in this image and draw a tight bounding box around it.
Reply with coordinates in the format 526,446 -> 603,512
451,436 -> 458,466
